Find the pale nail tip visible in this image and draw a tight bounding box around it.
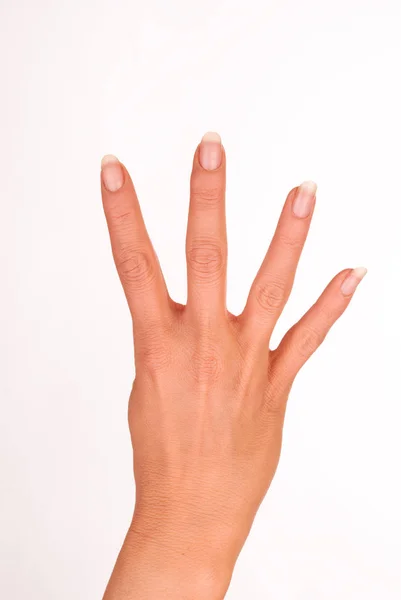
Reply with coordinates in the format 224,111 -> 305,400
101,154 -> 119,167
201,131 -> 221,143
300,180 -> 318,193
353,266 -> 368,279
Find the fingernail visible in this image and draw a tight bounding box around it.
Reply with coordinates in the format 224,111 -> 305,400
292,180 -> 317,218
340,267 -> 368,296
101,155 -> 124,192
199,132 -> 222,170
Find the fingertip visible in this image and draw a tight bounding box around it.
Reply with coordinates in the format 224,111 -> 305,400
101,154 -> 124,192
340,267 -> 368,296
101,154 -> 120,168
201,131 -> 221,144
195,132 -> 225,172
299,180 -> 318,196
292,180 -> 317,219
353,266 -> 368,280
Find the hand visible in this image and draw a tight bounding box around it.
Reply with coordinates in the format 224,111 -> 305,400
101,132 -> 366,599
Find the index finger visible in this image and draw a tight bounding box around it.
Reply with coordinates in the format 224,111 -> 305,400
101,155 -> 171,329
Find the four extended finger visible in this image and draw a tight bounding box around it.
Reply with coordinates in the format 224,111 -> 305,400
270,267 -> 368,381
185,133 -> 227,320
241,181 -> 317,341
101,155 -> 171,329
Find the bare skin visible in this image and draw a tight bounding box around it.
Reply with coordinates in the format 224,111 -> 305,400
100,132 -> 366,599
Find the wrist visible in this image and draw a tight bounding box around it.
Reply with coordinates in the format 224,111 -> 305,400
123,507 -> 236,599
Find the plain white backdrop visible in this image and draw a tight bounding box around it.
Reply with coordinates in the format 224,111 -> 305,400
1,0 -> 401,598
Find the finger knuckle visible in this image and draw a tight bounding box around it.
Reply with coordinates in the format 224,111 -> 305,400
115,246 -> 155,289
296,325 -> 325,358
187,238 -> 225,281
190,185 -> 224,209
316,304 -> 335,324
107,204 -> 133,227
255,279 -> 286,314
276,232 -> 304,250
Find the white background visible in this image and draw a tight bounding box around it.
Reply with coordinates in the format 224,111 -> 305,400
1,0 -> 400,598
